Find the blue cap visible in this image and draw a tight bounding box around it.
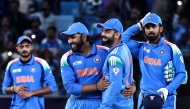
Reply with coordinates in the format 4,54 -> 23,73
60,22 -> 89,36
142,13 -> 162,26
143,94 -> 163,109
97,18 -> 123,34
17,36 -> 32,44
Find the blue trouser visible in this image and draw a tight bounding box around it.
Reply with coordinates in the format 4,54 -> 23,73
137,90 -> 176,109
98,95 -> 134,109
65,96 -> 101,109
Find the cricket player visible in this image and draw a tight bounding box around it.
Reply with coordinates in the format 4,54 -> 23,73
60,22 -> 136,109
60,22 -> 110,109
121,13 -> 187,109
97,18 -> 134,109
2,36 -> 57,109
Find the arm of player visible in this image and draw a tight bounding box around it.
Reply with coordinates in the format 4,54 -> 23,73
165,44 -> 186,94
121,25 -> 142,57
60,53 -> 103,96
2,62 -> 14,94
99,56 -> 123,108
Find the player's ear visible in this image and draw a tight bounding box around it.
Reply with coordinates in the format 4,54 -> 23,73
159,25 -> 164,33
82,34 -> 87,41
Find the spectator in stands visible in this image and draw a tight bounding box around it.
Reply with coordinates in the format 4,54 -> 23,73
0,16 -> 19,45
30,0 -> 56,32
89,12 -> 108,45
8,0 -> 29,36
41,49 -> 59,81
1,41 -> 19,72
25,16 -> 46,45
40,26 -> 63,59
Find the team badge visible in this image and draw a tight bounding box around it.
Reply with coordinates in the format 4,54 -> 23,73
148,16 -> 152,20
180,56 -> 184,63
94,55 -> 101,63
112,67 -> 120,75
159,50 -> 165,55
30,66 -> 36,73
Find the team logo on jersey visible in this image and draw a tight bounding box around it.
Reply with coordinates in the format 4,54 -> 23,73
159,50 -> 165,55
180,56 -> 184,63
148,16 -> 152,20
143,47 -> 150,53
30,66 -> 36,73
112,67 -> 120,75
94,55 -> 101,63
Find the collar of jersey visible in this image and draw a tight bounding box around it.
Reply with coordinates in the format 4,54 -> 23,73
146,37 -> 165,47
18,55 -> 34,65
108,43 -> 123,53
74,43 -> 97,57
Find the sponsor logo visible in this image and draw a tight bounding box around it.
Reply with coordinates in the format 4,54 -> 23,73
12,68 -> 22,73
143,47 -> 150,53
73,61 -> 82,66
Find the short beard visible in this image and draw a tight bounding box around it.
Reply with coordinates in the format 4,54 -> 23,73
101,34 -> 115,46
71,35 -> 84,52
20,51 -> 32,58
146,33 -> 159,42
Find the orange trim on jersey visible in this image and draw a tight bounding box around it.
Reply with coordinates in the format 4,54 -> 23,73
65,50 -> 74,56
96,45 -> 109,50
11,58 -> 19,64
163,40 -> 173,46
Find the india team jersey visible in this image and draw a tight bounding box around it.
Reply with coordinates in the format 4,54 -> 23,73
2,55 -> 57,109
121,25 -> 187,95
60,43 -> 108,99
99,43 -> 133,109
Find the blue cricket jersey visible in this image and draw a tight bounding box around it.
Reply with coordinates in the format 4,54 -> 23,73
2,55 -> 57,109
121,25 -> 186,95
99,43 -> 133,109
60,43 -> 108,99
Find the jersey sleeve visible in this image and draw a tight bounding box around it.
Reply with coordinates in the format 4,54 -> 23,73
166,44 -> 186,94
60,54 -> 82,96
2,62 -> 13,94
121,25 -> 142,57
41,59 -> 57,93
101,55 -> 123,108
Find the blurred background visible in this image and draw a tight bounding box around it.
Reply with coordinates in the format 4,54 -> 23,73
0,0 -> 189,109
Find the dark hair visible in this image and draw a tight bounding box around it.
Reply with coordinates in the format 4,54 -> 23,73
11,0 -> 20,6
159,24 -> 167,37
47,26 -> 57,32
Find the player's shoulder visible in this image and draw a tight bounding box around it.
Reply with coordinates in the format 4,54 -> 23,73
96,45 -> 109,51
34,56 -> 51,68
163,40 -> 181,54
7,58 -> 19,67
61,50 -> 74,59
60,50 -> 74,66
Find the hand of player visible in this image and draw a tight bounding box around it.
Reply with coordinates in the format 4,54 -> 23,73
96,75 -> 110,91
122,83 -> 136,98
137,12 -> 151,31
14,85 -> 27,93
157,88 -> 168,102
18,91 -> 33,99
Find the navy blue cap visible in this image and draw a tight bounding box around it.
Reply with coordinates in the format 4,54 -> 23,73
142,13 -> 162,26
60,22 -> 89,36
143,94 -> 163,109
17,36 -> 32,44
97,18 -> 123,34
